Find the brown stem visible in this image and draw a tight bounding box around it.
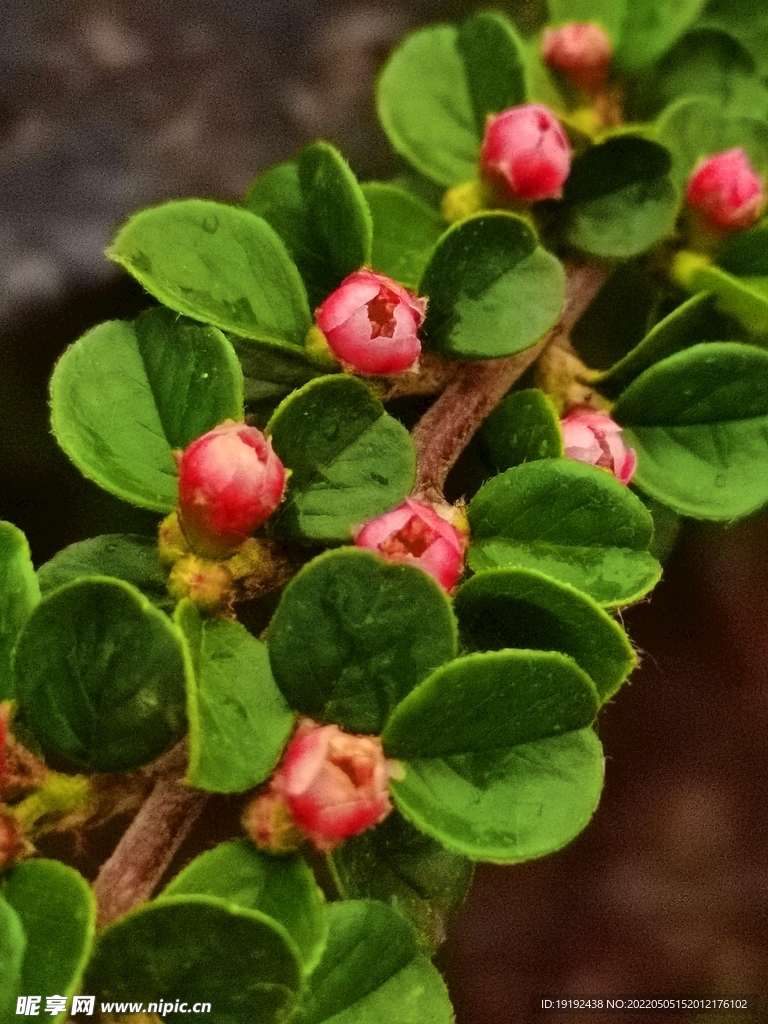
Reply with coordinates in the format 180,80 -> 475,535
411,260 -> 611,502
93,741 -> 208,928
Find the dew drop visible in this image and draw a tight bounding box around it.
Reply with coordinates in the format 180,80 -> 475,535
202,215 -> 219,234
714,473 -> 727,487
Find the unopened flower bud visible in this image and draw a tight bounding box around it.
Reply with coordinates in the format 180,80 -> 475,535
685,148 -> 765,233
560,408 -> 636,485
354,498 -> 467,592
314,270 -> 426,375
480,104 -> 571,203
542,23 -> 612,93
246,719 -> 401,853
177,421 -> 287,558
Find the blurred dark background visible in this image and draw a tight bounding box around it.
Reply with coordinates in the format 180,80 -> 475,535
1,1 -> 766,1021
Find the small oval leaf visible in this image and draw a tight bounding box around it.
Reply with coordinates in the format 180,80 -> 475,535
14,577 -> 188,772
0,523 -> 40,702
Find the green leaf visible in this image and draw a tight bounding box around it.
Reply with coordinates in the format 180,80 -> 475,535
13,577 -> 188,772
701,0 -> 768,78
329,812 -> 472,955
599,292 -> 740,398
614,342 -> 768,519
719,228 -> 768,277
639,28 -> 768,121
266,376 -> 416,545
161,839 -> 327,972
547,0 -> 626,40
383,649 -> 599,762
84,895 -> 302,1024
37,534 -> 169,607
389,727 -> 604,862
361,183 -> 442,290
268,548 -> 458,734
467,461 -> 662,606
109,199 -> 312,346
454,568 -> 636,702
674,260 -> 768,336
231,336 -> 324,405
50,307 -> 243,512
479,388 -> 563,471
376,13 -> 526,186
565,136 -> 678,258
614,0 -> 708,71
456,12 -> 528,137
292,900 -> 453,1024
0,897 -> 25,1021
420,213 -> 565,359
656,97 -> 768,188
244,142 -> 372,309
176,603 -> 294,793
2,860 -> 95,1022
383,650 -> 602,860
0,522 -> 40,702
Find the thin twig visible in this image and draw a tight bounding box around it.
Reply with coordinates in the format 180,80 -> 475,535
411,260 -> 611,502
93,741 -> 208,928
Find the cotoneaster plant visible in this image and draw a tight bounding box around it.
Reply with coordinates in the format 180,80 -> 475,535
2,0 -> 768,1019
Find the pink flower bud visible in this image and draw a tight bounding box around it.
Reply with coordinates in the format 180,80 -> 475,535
314,270 -> 426,375
177,421 -> 287,557
354,498 -> 467,592
542,23 -> 612,93
560,408 -> 637,485
480,104 -> 571,203
685,148 -> 765,233
247,719 -> 401,853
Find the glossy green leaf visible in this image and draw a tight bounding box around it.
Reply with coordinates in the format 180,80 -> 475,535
329,812 -> 472,955
614,0 -> 708,71
638,492 -> 682,563
389,727 -> 604,862
2,860 -> 95,1022
0,522 -> 40,701
639,28 -> 768,121
109,199 -> 312,346
467,461 -> 661,606
675,260 -> 768,336
292,900 -> 453,1024
231,335 -> 325,405
269,548 -> 458,734
614,342 -> 768,519
362,183 -> 442,290
177,603 -> 294,793
376,13 -> 526,186
85,895 -> 302,1024
0,897 -> 25,1021
13,577 -> 188,772
37,534 -> 169,607
455,568 -> 636,701
50,307 -> 243,512
420,213 -> 565,359
599,292 -> 739,398
244,142 -> 372,309
162,839 -> 327,972
267,376 -> 416,544
565,136 -> 678,258
383,650 -> 602,860
383,650 -> 599,762
656,97 -> 768,188
547,0 -> 626,40
479,388 -> 563,471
